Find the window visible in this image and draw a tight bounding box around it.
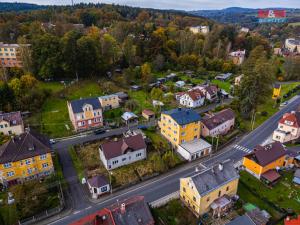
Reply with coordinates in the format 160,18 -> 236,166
101,186 -> 108,192
25,159 -> 31,165
28,168 -> 33,174
194,135 -> 198,139
122,158 -> 126,161
42,163 -> 49,168
40,154 -> 47,160
193,196 -> 196,202
7,171 -> 15,177
183,187 -> 186,192
218,190 -> 221,197
181,132 -> 186,136
4,163 -> 12,168
207,197 -> 210,202
136,153 -> 142,157
226,186 -> 229,191
182,125 -> 187,128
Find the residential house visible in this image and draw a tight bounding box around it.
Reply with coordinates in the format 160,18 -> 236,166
201,85 -> 219,102
142,109 -> 155,121
179,89 -> 205,108
121,112 -> 138,124
115,92 -> 129,104
175,81 -> 185,88
99,94 -> 120,111
180,160 -> 239,217
240,27 -> 250,33
285,38 -> 300,53
99,134 -> 147,170
189,26 -> 210,35
70,208 -> 115,225
234,75 -> 244,86
229,50 -> 246,65
177,139 -> 212,161
0,111 -> 24,135
226,215 -> 256,225
272,111 -> 300,143
158,108 -> 201,147
272,83 -> 281,99
215,73 -> 233,81
243,141 -> 293,180
67,97 -> 103,131
87,175 -> 110,199
285,216 -> 300,225
0,130 -> 54,186
0,42 -> 30,68
109,196 -> 155,225
200,108 -> 235,137
130,85 -> 141,91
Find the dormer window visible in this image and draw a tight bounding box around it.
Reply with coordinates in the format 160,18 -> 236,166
285,120 -> 293,126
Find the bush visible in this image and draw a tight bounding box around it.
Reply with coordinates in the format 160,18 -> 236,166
261,111 -> 268,117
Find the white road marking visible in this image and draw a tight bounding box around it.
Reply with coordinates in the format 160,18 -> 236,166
73,210 -> 81,215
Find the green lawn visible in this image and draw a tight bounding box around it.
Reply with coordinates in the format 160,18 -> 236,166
238,171 -> 300,218
211,79 -> 231,92
37,81 -> 65,93
128,90 -> 154,114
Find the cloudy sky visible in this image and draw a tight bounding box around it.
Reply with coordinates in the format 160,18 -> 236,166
2,0 -> 300,10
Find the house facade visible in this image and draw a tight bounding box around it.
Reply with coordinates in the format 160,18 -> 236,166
99,134 -> 147,170
189,26 -> 210,35
99,94 -> 120,111
285,38 -> 300,53
0,111 -> 24,135
179,90 -> 205,108
243,142 -> 292,179
0,130 -> 54,186
273,111 -> 300,143
87,175 -> 110,199
158,108 -> 201,147
67,97 -> 103,131
201,108 -> 235,137
180,161 -> 239,217
272,83 -> 281,99
0,43 -> 29,68
229,50 -> 246,65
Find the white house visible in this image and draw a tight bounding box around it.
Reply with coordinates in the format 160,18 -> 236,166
177,139 -> 212,161
99,134 -> 147,170
175,81 -> 185,88
189,26 -> 210,35
179,90 -> 205,108
87,175 -> 110,199
193,85 -> 219,102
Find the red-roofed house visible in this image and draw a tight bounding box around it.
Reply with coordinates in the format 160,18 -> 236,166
285,216 -> 300,225
273,111 -> 300,143
69,208 -> 115,225
179,89 -> 205,108
99,134 -> 147,170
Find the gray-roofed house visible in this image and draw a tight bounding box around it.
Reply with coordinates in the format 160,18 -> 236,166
0,111 -> 24,135
226,215 -> 256,225
177,139 -> 212,161
99,134 -> 147,170
109,196 -> 155,225
180,160 -> 239,217
87,175 -> 110,199
201,108 -> 235,137
67,97 -> 103,131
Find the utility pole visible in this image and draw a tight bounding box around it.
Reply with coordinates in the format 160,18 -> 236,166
215,135 -> 220,152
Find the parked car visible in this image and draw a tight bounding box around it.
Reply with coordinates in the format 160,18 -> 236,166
49,139 -> 57,144
93,129 -> 106,135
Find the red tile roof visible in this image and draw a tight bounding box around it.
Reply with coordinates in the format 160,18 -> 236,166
100,134 -> 146,160
285,215 -> 300,225
142,109 -> 155,116
186,89 -> 205,101
69,208 -> 115,225
261,170 -> 281,183
279,111 -> 300,128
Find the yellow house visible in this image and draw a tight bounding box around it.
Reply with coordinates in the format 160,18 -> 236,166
243,142 -> 292,181
99,94 -> 120,111
0,130 -> 54,186
158,108 -> 201,148
180,160 -> 239,217
272,83 -> 281,99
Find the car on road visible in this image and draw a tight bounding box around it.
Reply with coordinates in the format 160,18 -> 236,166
93,129 -> 106,135
49,139 -> 57,144
280,101 -> 288,107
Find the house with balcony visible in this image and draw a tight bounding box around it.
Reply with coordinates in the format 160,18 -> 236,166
200,108 -> 235,137
99,134 -> 147,170
67,97 -> 103,131
0,130 -> 54,186
0,111 -> 24,135
158,108 -> 201,148
273,111 -> 300,143
180,160 -> 239,217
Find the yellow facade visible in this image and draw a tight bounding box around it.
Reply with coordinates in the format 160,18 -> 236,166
180,177 -> 239,216
99,95 -> 120,110
272,86 -> 281,99
159,113 -> 201,147
1,153 -> 54,182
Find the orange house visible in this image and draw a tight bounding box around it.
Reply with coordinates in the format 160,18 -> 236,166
243,142 -> 293,181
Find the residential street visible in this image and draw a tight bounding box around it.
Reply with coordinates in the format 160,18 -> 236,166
44,96 -> 300,225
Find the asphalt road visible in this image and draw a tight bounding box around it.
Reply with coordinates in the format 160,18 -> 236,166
47,96 -> 300,225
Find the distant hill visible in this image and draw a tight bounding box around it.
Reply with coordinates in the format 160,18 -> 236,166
0,2 -> 47,12
190,7 -> 300,26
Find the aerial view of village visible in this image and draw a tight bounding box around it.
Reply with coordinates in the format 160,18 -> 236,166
0,0 -> 300,225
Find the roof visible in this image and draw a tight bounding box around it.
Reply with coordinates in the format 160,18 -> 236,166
162,108 -> 201,126
142,109 -> 155,116
279,111 -> 300,128
185,89 -> 204,101
69,97 -> 101,114
109,196 -> 155,225
190,160 -> 239,196
246,208 -> 270,225
99,94 -> 118,99
274,83 -> 281,89
0,111 -> 23,127
201,108 -> 235,130
69,208 -> 115,225
285,216 -> 300,225
0,130 -> 51,164
179,139 -> 211,154
243,203 -> 257,212
295,169 -> 300,178
100,134 -> 146,160
121,112 -> 138,121
245,142 -> 286,167
293,177 -> 300,185
261,170 -> 281,183
87,175 -> 109,188
205,85 -> 218,96
226,215 -> 255,225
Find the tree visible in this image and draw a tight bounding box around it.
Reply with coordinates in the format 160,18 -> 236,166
150,153 -> 165,172
20,74 -> 37,90
150,87 -> 163,101
122,36 -> 136,66
0,82 -> 15,111
8,78 -> 21,96
141,63 -> 152,84
153,54 -> 165,71
125,99 -> 138,112
283,56 -> 300,81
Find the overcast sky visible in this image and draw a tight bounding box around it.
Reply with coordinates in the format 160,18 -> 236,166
2,0 -> 300,10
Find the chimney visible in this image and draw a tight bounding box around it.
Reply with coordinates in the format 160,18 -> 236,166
218,163 -> 223,171
120,203 -> 126,214
291,111 -> 296,114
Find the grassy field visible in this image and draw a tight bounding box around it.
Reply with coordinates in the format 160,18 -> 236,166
211,79 -> 231,92
238,171 -> 300,219
288,22 -> 300,26
128,90 -> 154,114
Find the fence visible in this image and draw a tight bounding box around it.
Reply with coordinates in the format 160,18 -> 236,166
149,191 -> 179,208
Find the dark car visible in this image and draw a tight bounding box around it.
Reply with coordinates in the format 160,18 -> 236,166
93,129 -> 106,135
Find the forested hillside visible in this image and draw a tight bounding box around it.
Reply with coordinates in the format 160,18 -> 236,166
0,2 -> 47,12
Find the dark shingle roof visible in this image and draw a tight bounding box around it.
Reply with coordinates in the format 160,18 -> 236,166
191,160 -> 239,196
0,111 -> 23,126
246,141 -> 286,167
226,215 -> 255,225
100,134 -> 146,160
69,97 -> 101,114
0,130 -> 51,163
87,175 -> 109,188
163,108 -> 201,125
201,108 -> 235,130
